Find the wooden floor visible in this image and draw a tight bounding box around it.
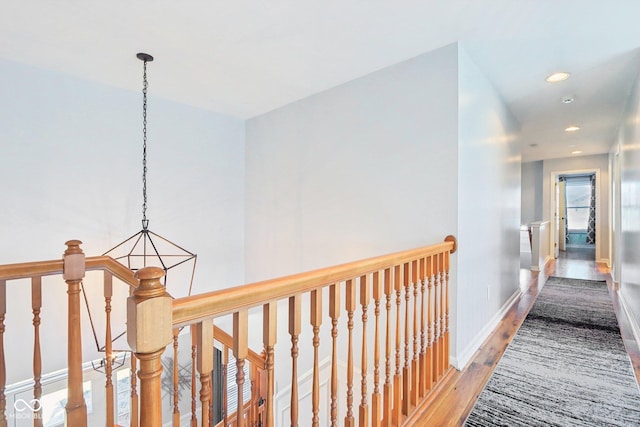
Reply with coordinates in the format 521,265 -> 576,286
409,248 -> 640,426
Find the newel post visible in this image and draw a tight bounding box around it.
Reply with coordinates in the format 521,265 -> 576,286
63,240 -> 88,427
127,267 -> 173,427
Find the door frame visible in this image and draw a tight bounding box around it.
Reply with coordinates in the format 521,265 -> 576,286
611,146 -> 622,284
549,168 -> 601,261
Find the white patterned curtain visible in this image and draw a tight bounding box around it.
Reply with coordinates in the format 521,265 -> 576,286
587,174 -> 596,244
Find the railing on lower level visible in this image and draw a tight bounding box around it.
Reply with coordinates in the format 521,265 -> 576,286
0,235 -> 456,426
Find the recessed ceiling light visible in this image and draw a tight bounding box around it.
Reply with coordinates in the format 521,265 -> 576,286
568,144 -> 577,148
571,150 -> 583,155
546,72 -> 571,83
562,96 -> 575,104
565,125 -> 581,132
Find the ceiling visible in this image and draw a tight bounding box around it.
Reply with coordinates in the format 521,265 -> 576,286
2,1 -> 640,162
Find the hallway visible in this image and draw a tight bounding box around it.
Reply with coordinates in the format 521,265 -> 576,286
414,252 -> 640,426
555,245 -> 604,279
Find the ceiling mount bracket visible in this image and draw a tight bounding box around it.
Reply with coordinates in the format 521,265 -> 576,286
136,52 -> 154,62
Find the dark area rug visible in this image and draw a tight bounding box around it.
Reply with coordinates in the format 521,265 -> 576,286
464,276 -> 640,426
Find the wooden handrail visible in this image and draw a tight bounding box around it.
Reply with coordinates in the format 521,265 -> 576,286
173,240 -> 455,327
0,256 -> 136,286
0,259 -> 63,280
85,256 -> 137,287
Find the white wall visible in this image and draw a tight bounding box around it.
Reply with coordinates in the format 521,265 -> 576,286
541,154 -> 610,263
0,59 -> 246,383
245,44 -> 460,410
615,66 -> 640,333
521,160 -> 544,224
245,44 -> 522,392
245,44 -> 459,281
455,46 -> 521,367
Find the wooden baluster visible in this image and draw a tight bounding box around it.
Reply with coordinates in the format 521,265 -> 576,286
371,271 -> 382,427
310,290 -> 322,427
31,276 -> 43,427
438,252 -> 446,379
359,275 -> 370,427
130,354 -> 139,427
255,365 -> 267,427
0,279 -> 5,427
258,365 -> 264,427
439,252 -> 447,377
263,302 -> 277,427
444,235 -> 456,374
433,254 -> 442,382
128,283 -> 139,427
258,366 -> 264,427
402,263 -> 411,416
127,267 -> 173,427
172,329 -> 180,427
197,320 -> 214,426
411,260 -> 419,406
104,271 -> 114,427
329,284 -> 340,427
345,279 -> 356,427
190,324 -> 197,427
63,240 -> 88,426
444,249 -> 451,373
223,346 -> 229,426
382,269 -> 392,427
288,296 -> 301,427
256,366 -> 267,427
234,309 -> 249,427
392,265 -> 402,426
419,258 -> 427,397
425,256 -> 434,392
249,364 -> 257,427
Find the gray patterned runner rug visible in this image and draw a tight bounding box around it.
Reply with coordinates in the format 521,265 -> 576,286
464,276 -> 640,426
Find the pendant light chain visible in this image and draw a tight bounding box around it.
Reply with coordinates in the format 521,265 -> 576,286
101,52 -> 197,299
141,57 -> 150,230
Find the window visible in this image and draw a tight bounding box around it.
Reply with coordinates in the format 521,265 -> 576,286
565,177 -> 591,231
39,381 -> 92,427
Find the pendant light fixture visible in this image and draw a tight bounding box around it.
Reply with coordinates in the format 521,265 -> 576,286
84,53 -> 197,361
103,52 -> 197,292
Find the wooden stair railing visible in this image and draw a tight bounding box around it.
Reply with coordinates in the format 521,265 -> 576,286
0,241 -> 265,427
130,235 -> 456,427
0,240 -> 141,427
0,235 -> 455,426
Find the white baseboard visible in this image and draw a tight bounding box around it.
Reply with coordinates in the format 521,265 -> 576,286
451,289 -> 522,370
530,255 -> 552,272
618,290 -> 640,349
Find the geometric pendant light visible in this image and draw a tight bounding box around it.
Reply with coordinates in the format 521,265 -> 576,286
102,52 -> 197,295
84,53 -> 197,362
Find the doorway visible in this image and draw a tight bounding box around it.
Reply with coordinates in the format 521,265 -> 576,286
551,169 -> 601,262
